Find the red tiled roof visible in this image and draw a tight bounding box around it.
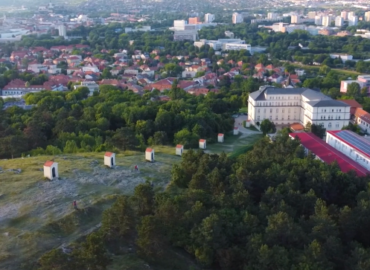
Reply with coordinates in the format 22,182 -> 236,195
340,100 -> 362,115
44,161 -> 54,167
199,139 -> 206,142
146,148 -> 153,152
218,133 -> 224,136
354,108 -> 370,124
176,144 -> 183,148
104,152 -> 114,157
289,132 -> 368,176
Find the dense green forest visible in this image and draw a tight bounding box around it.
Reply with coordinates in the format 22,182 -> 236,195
37,131 -> 370,270
0,84 -> 239,158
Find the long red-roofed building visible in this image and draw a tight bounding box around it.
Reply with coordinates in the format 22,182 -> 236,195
326,130 -> 370,171
289,132 -> 369,176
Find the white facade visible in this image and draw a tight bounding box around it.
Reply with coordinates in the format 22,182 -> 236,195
233,127 -> 239,135
218,133 -> 224,143
322,15 -> 334,27
335,16 -> 343,27
314,15 -> 322,25
291,15 -> 300,24
341,11 -> 348,20
330,54 -> 353,62
74,81 -> 99,96
58,25 -> 67,37
348,12 -> 355,20
248,86 -> 351,130
199,139 -> 206,149
44,161 -> 58,180
232,13 -> 243,24
176,145 -> 184,156
326,130 -> 370,170
145,148 -> 155,162
365,11 -> 370,22
349,16 -> 358,26
267,12 -> 278,20
204,13 -> 215,23
104,152 -> 115,167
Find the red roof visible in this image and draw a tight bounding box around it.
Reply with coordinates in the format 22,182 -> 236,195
234,127 -> 239,130
218,133 -> 224,136
199,139 -> 206,142
327,130 -> 370,160
289,132 -> 368,176
146,148 -> 153,152
176,144 -> 183,148
104,152 -> 114,157
44,161 -> 54,167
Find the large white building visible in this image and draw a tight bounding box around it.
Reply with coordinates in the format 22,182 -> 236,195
349,16 -> 358,26
232,13 -> 243,24
267,12 -> 278,20
248,86 -> 351,130
291,15 -> 300,24
193,39 -> 265,54
314,15 -> 322,25
58,24 -> 67,37
204,13 -> 215,23
365,11 -> 370,22
335,16 -> 344,27
326,130 -> 370,170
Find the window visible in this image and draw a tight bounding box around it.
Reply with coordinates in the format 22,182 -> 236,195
328,122 -> 332,128
270,109 -> 272,113
258,109 -> 260,113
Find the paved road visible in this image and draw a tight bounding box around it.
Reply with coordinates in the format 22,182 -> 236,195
234,115 -> 262,135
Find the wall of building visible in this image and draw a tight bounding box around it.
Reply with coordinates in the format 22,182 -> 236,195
326,133 -> 370,169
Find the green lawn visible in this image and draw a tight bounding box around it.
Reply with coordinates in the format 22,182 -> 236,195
206,133 -> 262,157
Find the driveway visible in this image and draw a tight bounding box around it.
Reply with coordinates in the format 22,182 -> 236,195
234,115 -> 262,135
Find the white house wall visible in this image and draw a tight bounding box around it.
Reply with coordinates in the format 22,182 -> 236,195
326,133 -> 370,169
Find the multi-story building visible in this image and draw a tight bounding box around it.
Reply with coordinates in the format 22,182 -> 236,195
322,15 -> 334,27
326,130 -> 370,170
349,16 -> 358,26
248,86 -> 351,130
335,16 -> 344,27
291,15 -> 300,24
365,11 -> 370,22
341,11 -> 348,20
290,132 -> 368,176
348,11 -> 355,20
267,12 -> 278,20
193,39 -> 265,54
58,24 -> 67,37
307,11 -> 317,19
204,13 -> 215,23
340,75 -> 370,94
315,15 -> 322,25
189,17 -> 201,24
232,13 -> 243,24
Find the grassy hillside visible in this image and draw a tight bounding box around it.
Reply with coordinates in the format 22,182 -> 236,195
0,149 -> 179,269
0,133 -> 261,269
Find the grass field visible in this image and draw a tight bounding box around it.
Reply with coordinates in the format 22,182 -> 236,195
206,132 -> 262,157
